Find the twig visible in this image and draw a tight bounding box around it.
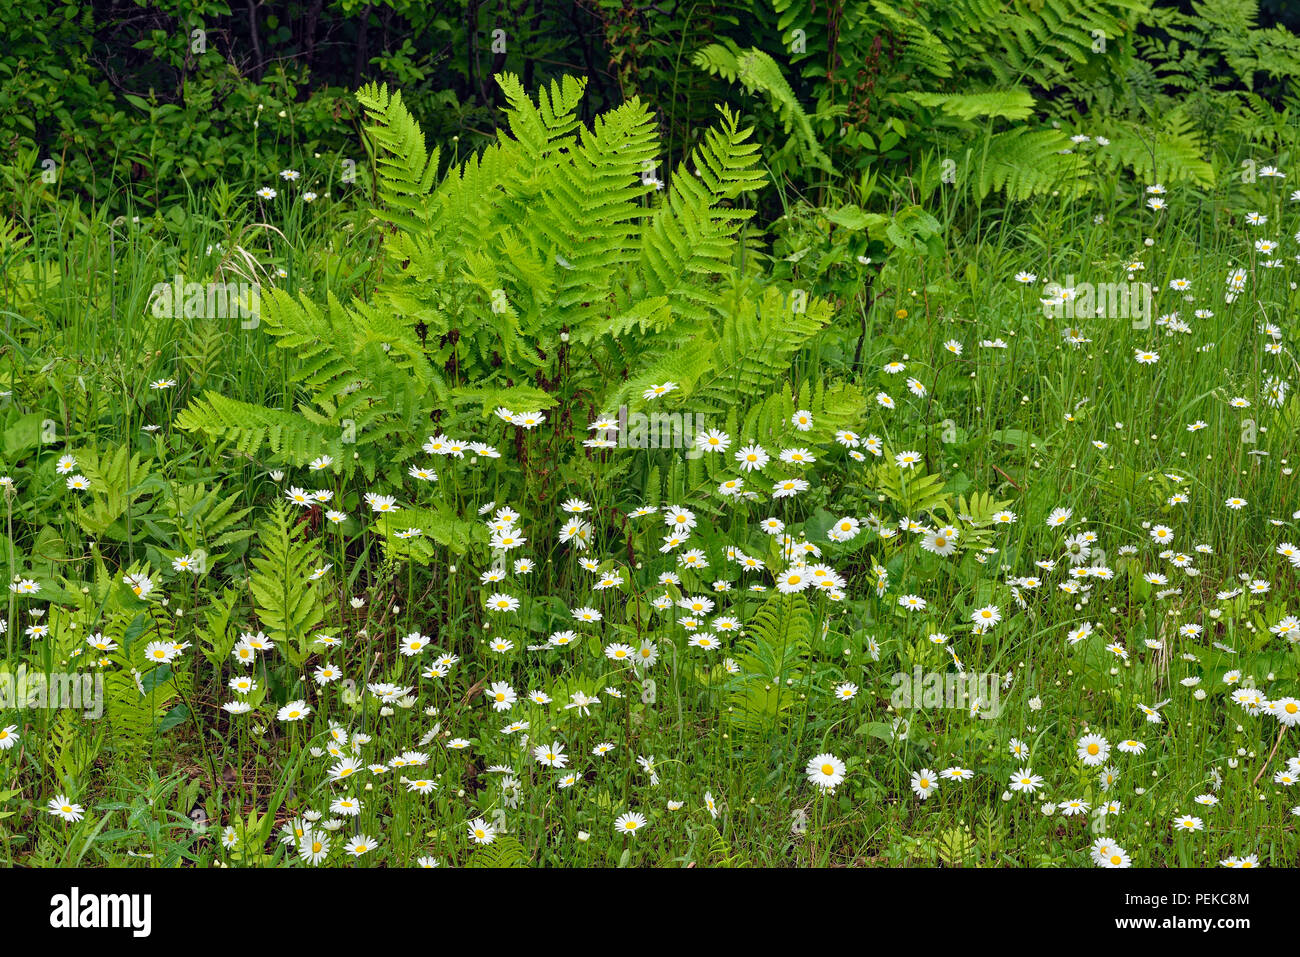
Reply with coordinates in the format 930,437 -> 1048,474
1252,724 -> 1287,788
990,464 -> 1021,491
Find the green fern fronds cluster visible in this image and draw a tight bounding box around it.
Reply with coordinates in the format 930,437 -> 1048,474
177,288 -> 442,481
178,73 -> 849,570
757,0 -> 1220,200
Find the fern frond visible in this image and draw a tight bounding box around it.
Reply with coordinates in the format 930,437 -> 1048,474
247,500 -> 333,667
905,90 -> 1036,121
692,41 -> 832,170
640,106 -> 765,326
356,82 -> 441,231
1101,114 -> 1216,187
176,392 -> 341,467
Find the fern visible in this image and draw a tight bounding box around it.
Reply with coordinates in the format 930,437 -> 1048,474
692,41 -> 832,171
861,1 -> 955,80
198,586 -> 243,669
1099,113 -> 1216,188
696,823 -> 750,867
182,74 -> 840,547
374,505 -> 485,561
157,482 -> 255,561
966,127 -> 1090,201
639,105 -> 767,326
687,287 -> 833,412
464,834 -> 528,868
1133,0 -> 1300,143
247,500 -> 333,668
73,445 -> 155,539
44,708 -> 102,793
104,670 -> 178,757
977,0 -> 1150,91
905,90 -> 1037,122
177,392 -> 342,468
355,82 -> 441,231
726,593 -> 814,733
177,289 -> 442,480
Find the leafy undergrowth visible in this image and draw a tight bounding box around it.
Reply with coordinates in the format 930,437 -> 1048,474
1,76 -> 1298,869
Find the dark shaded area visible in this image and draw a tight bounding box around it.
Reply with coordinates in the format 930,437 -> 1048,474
2,1 -> 1298,212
